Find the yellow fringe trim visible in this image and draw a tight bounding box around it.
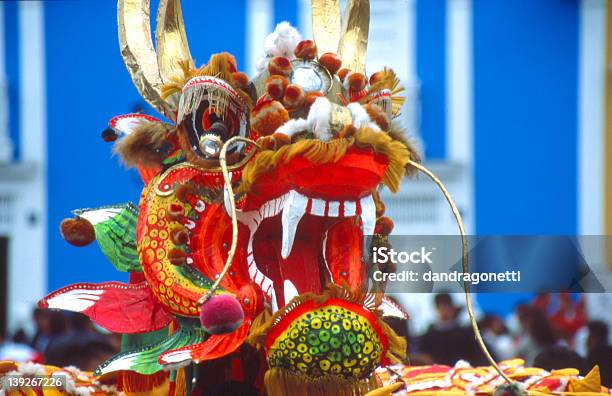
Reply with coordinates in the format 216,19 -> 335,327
160,54 -> 252,108
265,367 -> 378,396
364,382 -> 404,396
239,128 -> 411,195
246,308 -> 273,347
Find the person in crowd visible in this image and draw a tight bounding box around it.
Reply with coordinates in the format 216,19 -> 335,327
549,293 -> 586,346
44,312 -> 118,371
419,293 -> 489,366
0,329 -> 41,363
516,306 -> 558,365
30,309 -> 66,354
532,293 -> 551,314
585,321 -> 612,387
533,346 -> 586,374
479,314 -> 514,361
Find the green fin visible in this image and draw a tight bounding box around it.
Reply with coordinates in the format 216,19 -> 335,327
95,319 -> 205,376
74,203 -> 141,272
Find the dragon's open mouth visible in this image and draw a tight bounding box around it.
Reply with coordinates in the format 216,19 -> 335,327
232,132 -> 409,310
237,189 -> 375,309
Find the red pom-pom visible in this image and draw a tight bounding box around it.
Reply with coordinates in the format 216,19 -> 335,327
171,225 -> 190,245
347,72 -> 367,91
283,84 -> 306,109
305,91 -> 324,109
337,68 -> 351,82
231,72 -> 250,89
168,248 -> 187,265
251,100 -> 290,136
199,294 -> 245,334
167,204 -> 184,220
60,217 -> 95,247
374,216 -> 394,235
318,52 -> 342,74
175,183 -> 195,203
294,40 -> 317,60
369,71 -> 385,86
101,128 -> 118,142
266,75 -> 288,100
268,56 -> 292,77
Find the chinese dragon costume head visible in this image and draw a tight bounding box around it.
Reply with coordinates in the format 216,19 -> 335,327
32,1 -> 608,396
40,0 -> 415,394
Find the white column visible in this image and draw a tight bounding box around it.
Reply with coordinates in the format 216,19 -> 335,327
246,0 -> 273,76
578,0 -> 605,236
7,0 -> 47,334
298,0 -> 313,41
446,0 -> 473,233
577,0 -> 610,327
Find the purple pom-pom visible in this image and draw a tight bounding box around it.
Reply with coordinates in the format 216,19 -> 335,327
199,294 -> 244,334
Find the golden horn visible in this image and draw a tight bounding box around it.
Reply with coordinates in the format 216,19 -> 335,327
156,0 -> 192,85
311,0 -> 342,55
337,0 -> 370,74
118,0 -> 173,118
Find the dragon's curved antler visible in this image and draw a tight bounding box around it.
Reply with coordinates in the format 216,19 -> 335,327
118,0 -> 192,119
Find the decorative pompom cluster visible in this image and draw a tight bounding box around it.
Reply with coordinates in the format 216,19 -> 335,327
257,22 -> 302,72
251,23 -> 406,150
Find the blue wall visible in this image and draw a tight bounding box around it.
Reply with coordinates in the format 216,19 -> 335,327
473,0 -> 578,235
416,0 -> 446,159
472,0 -> 579,316
41,0 -> 581,317
44,1 -> 247,292
274,0 -> 299,27
4,1 -> 20,159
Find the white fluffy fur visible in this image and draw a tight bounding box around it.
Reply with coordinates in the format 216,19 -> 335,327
307,97 -> 333,141
257,22 -> 302,72
347,102 -> 381,132
276,118 -> 309,137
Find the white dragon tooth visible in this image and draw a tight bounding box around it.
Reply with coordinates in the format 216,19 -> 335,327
271,290 -> 279,313
310,198 -> 326,216
360,195 -> 376,236
344,201 -> 356,216
327,201 -> 340,217
283,279 -> 299,304
185,219 -> 196,230
223,187 -> 261,229
281,190 -> 308,259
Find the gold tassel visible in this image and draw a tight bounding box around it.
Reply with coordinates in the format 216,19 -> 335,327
265,367 -> 378,396
378,319 -> 407,364
246,308 -> 273,346
172,368 -> 186,396
122,371 -> 169,396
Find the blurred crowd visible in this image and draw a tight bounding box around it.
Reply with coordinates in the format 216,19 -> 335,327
0,292 -> 610,387
388,292 -> 612,387
0,309 -> 120,371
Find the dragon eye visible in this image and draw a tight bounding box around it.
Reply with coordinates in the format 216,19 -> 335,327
178,77 -> 249,161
